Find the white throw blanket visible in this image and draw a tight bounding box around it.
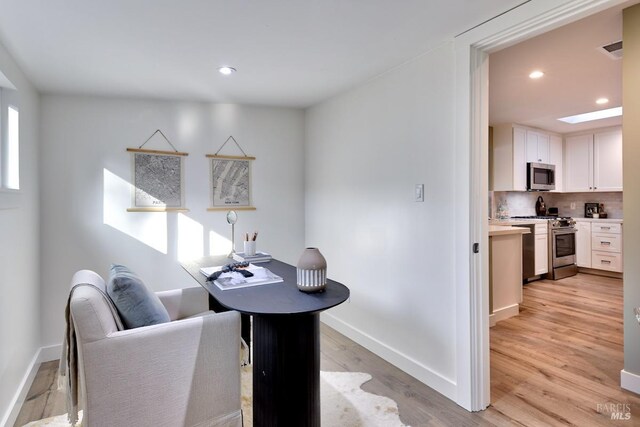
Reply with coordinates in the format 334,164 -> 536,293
58,283 -> 124,426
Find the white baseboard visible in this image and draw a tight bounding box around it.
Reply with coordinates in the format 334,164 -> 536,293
489,304 -> 519,327
39,344 -> 62,363
320,312 -> 457,403
1,344 -> 62,427
621,369 -> 640,395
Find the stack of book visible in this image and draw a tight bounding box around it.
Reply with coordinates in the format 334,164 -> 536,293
200,264 -> 283,291
232,251 -> 272,263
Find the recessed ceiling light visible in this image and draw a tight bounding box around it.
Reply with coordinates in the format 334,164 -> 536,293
529,70 -> 544,79
596,97 -> 609,105
218,66 -> 237,76
558,106 -> 622,124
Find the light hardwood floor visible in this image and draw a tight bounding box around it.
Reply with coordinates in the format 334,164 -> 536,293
14,273 -> 639,426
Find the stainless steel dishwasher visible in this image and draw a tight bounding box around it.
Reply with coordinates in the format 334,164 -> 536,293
521,223 -> 536,281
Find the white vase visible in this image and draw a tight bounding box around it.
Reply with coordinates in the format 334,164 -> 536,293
296,247 -> 327,293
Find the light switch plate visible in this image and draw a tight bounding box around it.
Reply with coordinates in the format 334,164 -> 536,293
415,184 -> 424,202
570,202 -> 576,209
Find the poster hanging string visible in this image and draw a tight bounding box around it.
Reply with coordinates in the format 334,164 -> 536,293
139,129 -> 179,152
214,135 -> 249,157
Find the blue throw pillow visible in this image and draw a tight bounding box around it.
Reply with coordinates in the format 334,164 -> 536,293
106,264 -> 170,329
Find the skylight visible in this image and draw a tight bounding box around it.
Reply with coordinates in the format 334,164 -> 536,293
557,107 -> 622,124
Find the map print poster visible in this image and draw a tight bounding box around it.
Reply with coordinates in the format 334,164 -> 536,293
133,152 -> 184,207
211,158 -> 251,208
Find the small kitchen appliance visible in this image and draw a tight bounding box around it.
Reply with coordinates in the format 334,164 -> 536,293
585,202 -> 600,218
527,162 -> 556,191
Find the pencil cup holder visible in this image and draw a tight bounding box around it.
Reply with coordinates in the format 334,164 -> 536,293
296,247 -> 327,293
244,241 -> 256,256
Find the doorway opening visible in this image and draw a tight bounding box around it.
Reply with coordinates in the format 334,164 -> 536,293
457,0 -> 639,415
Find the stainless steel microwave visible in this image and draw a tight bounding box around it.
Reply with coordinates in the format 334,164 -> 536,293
527,162 -> 555,191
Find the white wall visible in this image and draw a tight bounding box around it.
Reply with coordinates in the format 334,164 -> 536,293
0,42 -> 40,424
39,95 -> 305,346
305,42 -> 458,399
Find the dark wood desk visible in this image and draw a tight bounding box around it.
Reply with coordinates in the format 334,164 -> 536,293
181,256 -> 350,427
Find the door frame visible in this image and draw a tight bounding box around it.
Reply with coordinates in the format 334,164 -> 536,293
454,0 -> 626,411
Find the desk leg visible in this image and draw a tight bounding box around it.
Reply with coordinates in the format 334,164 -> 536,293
253,313 -> 320,427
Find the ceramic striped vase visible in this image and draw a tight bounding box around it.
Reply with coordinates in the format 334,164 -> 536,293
296,247 -> 327,293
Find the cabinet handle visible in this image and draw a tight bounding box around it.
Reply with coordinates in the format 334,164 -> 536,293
600,241 -> 611,246
601,260 -> 611,264
601,227 -> 611,230
589,187 -> 592,189
594,186 -> 597,189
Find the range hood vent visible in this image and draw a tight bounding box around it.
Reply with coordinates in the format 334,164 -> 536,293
600,40 -> 623,60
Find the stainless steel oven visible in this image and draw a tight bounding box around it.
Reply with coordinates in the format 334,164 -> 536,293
548,218 -> 578,280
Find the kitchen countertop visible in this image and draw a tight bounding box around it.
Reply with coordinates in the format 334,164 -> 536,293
489,218 -> 549,226
573,217 -> 623,223
489,225 -> 531,236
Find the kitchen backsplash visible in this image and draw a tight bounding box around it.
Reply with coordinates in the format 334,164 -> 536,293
490,191 -> 623,219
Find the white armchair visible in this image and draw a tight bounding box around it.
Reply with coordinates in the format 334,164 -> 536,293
68,270 -> 242,427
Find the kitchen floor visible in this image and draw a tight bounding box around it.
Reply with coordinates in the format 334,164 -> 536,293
489,273 -> 640,426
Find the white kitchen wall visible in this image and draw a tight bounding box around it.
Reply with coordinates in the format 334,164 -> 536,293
39,95 -> 305,346
305,42 -> 458,399
0,42 -> 40,424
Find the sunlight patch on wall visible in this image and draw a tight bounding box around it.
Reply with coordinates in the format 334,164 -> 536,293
209,230 -> 231,256
103,168 -> 167,254
177,213 -> 203,261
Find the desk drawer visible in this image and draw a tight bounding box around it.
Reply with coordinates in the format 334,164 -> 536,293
592,251 -> 622,272
592,233 -> 622,253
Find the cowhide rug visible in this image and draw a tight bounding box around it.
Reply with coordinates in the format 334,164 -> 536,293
23,367 -> 408,427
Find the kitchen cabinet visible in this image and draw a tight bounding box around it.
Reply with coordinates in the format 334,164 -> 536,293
564,127 -> 622,192
575,221 -> 592,268
591,222 -> 623,272
550,135 -> 563,192
526,130 -> 550,163
534,223 -> 548,275
574,219 -> 623,273
593,129 -> 623,191
492,124 -> 562,191
489,225 -> 530,326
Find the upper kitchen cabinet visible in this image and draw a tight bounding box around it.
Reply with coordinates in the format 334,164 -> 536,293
525,130 -> 550,163
564,127 -> 622,192
549,135 -> 563,192
593,129 -> 623,191
492,124 -> 562,191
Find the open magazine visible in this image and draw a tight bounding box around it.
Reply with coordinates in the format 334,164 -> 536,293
200,264 -> 283,290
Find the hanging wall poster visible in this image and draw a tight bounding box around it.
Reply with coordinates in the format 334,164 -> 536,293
207,154 -> 256,211
126,148 -> 188,212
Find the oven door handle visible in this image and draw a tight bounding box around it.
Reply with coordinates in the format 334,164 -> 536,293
551,228 -> 577,236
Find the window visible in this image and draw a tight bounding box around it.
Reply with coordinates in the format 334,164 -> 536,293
6,106 -> 19,189
0,85 -> 20,191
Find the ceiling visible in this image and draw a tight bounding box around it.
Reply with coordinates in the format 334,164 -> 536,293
489,2 -> 638,134
0,0 -> 527,108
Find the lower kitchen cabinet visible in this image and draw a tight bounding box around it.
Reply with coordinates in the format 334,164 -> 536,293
534,224 -> 548,275
575,219 -> 623,273
591,222 -> 623,272
576,221 -> 592,267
